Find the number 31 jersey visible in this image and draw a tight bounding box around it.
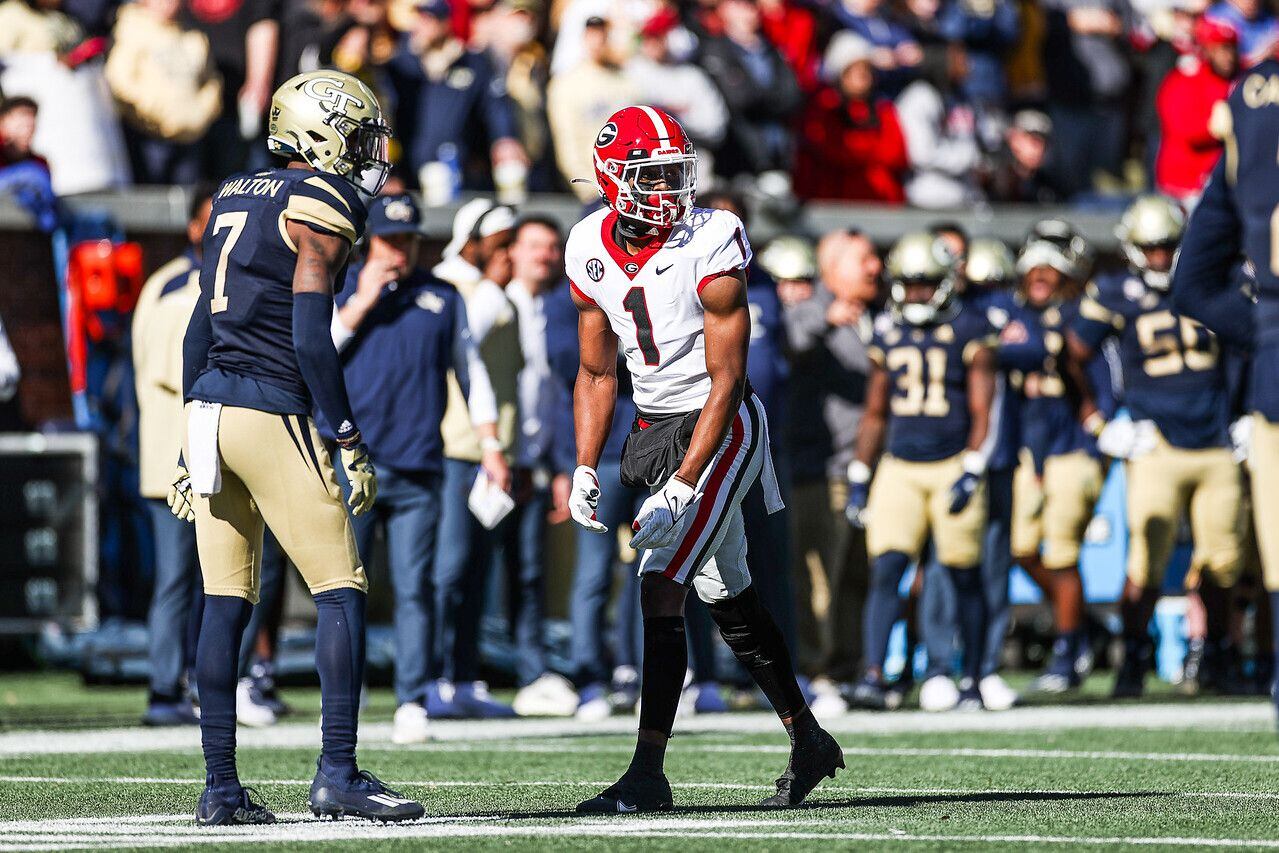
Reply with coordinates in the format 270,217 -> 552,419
564,207 -> 752,415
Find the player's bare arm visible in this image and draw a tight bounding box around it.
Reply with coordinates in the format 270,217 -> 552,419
289,222 -> 350,295
853,363 -> 890,469
674,269 -> 750,486
965,345 -> 996,453
572,288 -> 619,471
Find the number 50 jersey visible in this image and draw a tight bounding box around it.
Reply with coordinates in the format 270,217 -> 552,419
564,207 -> 752,415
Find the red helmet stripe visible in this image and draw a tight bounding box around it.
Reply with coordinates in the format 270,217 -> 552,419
637,105 -> 670,146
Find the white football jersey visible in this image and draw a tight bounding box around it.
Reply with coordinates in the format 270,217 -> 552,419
565,207 -> 753,415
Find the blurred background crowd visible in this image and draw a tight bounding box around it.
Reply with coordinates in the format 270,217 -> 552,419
0,0 -> 1271,733
0,0 -> 1262,206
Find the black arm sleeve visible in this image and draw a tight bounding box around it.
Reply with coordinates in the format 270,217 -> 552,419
293,290 -> 360,445
1170,158 -> 1255,351
182,297 -> 214,401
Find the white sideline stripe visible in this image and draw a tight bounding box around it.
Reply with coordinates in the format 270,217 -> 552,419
1,814 -> 1279,851
2,775 -> 1278,803
0,701 -> 1270,756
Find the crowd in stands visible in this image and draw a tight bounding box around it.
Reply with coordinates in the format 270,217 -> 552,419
0,0 -> 1268,204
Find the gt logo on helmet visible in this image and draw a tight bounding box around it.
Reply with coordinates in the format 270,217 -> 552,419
302,76 -> 366,115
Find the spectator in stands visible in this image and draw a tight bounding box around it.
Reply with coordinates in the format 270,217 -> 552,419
1204,0 -> 1277,65
432,199 -> 520,718
131,186 -> 211,727
0,97 -> 58,231
384,0 -> 526,201
981,109 -> 1061,203
794,32 -> 909,202
478,0 -> 554,195
939,0 -> 1019,109
757,0 -> 820,91
0,0 -> 84,55
896,41 -> 983,209
698,0 -> 802,181
549,0 -> 656,75
830,0 -> 924,95
106,0 -> 223,184
1155,16 -> 1237,201
275,0 -> 351,83
783,229 -> 880,708
547,15 -> 637,200
625,8 -> 728,178
1041,0 -> 1131,197
330,194 -> 502,742
181,0 -> 278,179
500,215 -> 580,717
0,97 -> 46,171
327,0 -> 399,84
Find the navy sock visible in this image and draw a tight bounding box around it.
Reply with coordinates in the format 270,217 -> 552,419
863,552 -> 911,674
1270,592 -> 1279,715
314,588 -> 367,783
946,565 -> 987,684
196,595 -> 253,793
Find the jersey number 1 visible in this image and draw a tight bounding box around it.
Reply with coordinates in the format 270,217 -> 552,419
209,211 -> 248,314
623,286 -> 660,365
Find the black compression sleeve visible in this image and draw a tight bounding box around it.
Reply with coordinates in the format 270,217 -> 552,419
293,290 -> 360,445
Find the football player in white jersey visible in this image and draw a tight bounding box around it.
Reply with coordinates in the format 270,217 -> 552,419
565,105 -> 843,813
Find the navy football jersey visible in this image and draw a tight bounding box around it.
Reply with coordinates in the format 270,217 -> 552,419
867,303 -> 995,463
1171,58 -> 1279,418
187,167 -> 367,415
968,287 -> 1022,471
999,297 -> 1105,470
1074,271 -> 1230,449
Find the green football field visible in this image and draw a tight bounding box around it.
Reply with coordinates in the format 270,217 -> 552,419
1,673 -> 1278,851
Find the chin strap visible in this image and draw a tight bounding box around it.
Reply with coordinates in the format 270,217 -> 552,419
616,215 -> 660,242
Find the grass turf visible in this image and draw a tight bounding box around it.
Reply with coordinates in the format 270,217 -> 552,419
0,673 -> 1277,851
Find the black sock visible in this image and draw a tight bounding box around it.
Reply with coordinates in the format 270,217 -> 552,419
946,565 -> 987,684
707,585 -> 808,722
196,595 -> 253,794
638,615 -> 687,740
629,738 -> 667,775
314,587 -> 366,784
863,552 -> 911,675
1270,592 -> 1279,713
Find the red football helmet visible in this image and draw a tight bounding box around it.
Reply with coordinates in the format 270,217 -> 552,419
592,105 -> 697,229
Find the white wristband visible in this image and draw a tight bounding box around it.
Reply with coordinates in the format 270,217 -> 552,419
847,459 -> 872,485
961,450 -> 987,477
480,436 -> 503,453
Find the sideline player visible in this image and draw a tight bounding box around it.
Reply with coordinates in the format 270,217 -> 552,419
1071,195 -> 1246,697
845,232 -> 997,711
566,106 -> 843,812
172,70 -> 425,825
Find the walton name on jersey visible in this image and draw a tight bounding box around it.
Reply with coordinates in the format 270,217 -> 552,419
217,176 -> 288,200
564,205 -> 752,416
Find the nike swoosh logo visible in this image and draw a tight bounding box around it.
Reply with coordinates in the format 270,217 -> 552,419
616,801 -> 638,813
656,265 -> 672,275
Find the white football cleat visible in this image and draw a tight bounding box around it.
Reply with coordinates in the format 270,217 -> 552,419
809,683 -> 850,717
978,674 -> 1018,711
391,702 -> 430,744
918,675 -> 960,712
236,677 -> 277,728
513,673 -> 579,717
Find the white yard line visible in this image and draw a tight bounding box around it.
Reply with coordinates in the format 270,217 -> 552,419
1,813 -> 1279,851
0,701 -> 1271,757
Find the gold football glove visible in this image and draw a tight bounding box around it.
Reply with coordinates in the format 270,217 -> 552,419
341,443 -> 377,516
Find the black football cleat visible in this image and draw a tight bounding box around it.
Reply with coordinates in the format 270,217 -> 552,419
195,785 -> 275,826
1112,640 -> 1154,699
309,765 -> 425,823
761,726 -> 844,808
576,768 -> 673,814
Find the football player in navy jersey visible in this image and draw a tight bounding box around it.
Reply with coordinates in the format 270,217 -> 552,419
999,228 -> 1112,695
846,232 -> 997,711
1170,58 -> 1279,719
172,70 -> 424,825
1073,195 -> 1247,697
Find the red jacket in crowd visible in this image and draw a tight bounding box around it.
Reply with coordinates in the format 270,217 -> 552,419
760,0 -> 820,92
794,87 -> 909,203
1155,55 -> 1230,199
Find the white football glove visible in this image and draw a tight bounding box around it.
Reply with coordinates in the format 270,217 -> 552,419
1230,415 -> 1254,465
341,443 -> 378,516
630,477 -> 699,551
1097,418 -> 1156,460
569,465 -> 608,532
167,463 -> 195,523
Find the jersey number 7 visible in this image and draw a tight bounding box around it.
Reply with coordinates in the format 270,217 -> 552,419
209,211 -> 248,314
